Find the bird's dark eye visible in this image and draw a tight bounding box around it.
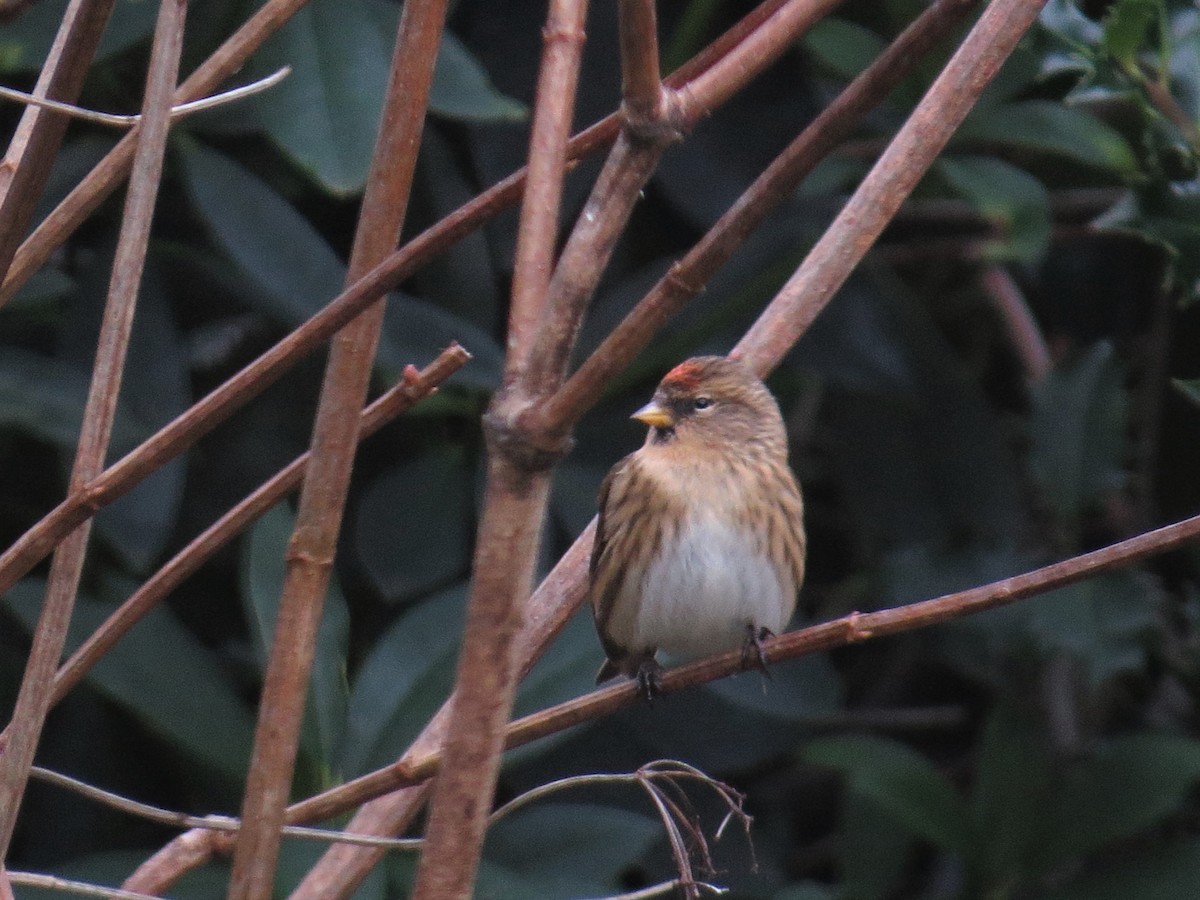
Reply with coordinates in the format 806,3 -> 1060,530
693,396 -> 713,410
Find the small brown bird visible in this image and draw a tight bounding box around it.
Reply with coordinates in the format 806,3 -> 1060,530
590,356 -> 806,697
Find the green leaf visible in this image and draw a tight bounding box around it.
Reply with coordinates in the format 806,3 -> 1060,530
241,503 -> 350,781
970,705 -> 1055,889
1040,734 -> 1200,866
838,790 -> 918,899
180,140 -> 346,325
958,100 -> 1140,177
3,581 -> 255,783
340,585 -> 465,777
431,32 -> 527,123
181,140 -> 503,389
1042,836 -> 1200,900
1102,0 -> 1163,70
0,0 -> 157,73
938,155 -> 1051,261
1029,341 -> 1128,528
483,804 -> 661,896
248,0 -> 395,194
802,18 -> 886,82
1173,377 -> 1200,408
1027,571 -> 1157,685
801,735 -> 970,854
353,449 -> 473,603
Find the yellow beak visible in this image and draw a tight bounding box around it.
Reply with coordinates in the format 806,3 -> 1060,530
632,400 -> 674,429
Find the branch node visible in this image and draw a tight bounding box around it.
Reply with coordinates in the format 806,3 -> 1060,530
483,399 -> 575,474
622,86 -> 689,147
844,611 -> 872,642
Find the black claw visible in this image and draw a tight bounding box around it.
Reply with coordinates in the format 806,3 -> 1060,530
635,659 -> 664,702
742,625 -> 775,679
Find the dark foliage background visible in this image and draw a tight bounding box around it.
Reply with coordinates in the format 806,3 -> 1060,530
3,0 -> 1200,897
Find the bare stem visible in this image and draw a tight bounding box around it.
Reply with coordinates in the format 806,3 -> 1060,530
0,0 -> 186,859
535,0 -> 981,435
0,0 -> 116,282
733,0 -> 1052,374
225,1 -> 449,897
506,0 -> 589,371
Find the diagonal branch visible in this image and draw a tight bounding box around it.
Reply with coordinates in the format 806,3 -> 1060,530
0,0 -> 187,859
0,0 -> 116,283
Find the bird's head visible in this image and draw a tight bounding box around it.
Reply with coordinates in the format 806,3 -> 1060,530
633,356 -> 786,453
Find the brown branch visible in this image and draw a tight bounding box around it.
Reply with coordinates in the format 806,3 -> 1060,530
506,0 -> 589,371
0,0 -> 812,604
0,0 -> 186,859
225,2 -> 449,897
0,0 -> 116,282
619,0 -> 665,124
534,0 -> 981,437
342,507 -> 1200,794
733,0 -> 1052,374
0,348 -> 463,745
0,0 -> 317,308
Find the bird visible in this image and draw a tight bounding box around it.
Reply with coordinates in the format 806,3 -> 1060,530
589,355 -> 806,698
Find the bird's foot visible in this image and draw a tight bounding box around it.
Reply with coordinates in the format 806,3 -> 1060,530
635,659 -> 664,702
741,625 -> 775,680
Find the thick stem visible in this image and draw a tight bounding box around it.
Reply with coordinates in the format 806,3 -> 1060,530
226,1 -> 449,896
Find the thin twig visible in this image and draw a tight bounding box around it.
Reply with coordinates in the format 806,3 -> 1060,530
0,347 -> 470,752
6,872 -> 162,900
533,0 -> 981,436
0,67 -> 291,126
28,766 -> 421,851
0,0 -> 186,858
0,0 -> 116,284
732,0 -> 1052,373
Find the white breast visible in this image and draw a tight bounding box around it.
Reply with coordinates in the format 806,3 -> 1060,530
632,515 -> 793,662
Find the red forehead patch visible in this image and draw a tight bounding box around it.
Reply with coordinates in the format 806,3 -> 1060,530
661,360 -> 706,392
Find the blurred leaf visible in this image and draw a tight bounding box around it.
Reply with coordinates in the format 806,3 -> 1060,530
483,804 -> 661,896
353,449 -> 473,603
1027,571 -> 1157,685
0,347 -> 137,450
241,503 -> 350,781
1042,836 -> 1200,900
1174,376 -> 1200,408
3,580 -> 254,783
1100,184 -> 1200,303
802,18 -> 886,82
838,790 -> 918,899
0,0 -> 156,72
91,266 -> 188,573
431,32 -> 527,122
1102,0 -> 1163,70
970,705 -> 1055,891
1029,341 -> 1127,528
1039,733 -> 1200,867
773,885 -> 837,900
181,140 -> 503,388
704,650 -> 842,722
801,735 -> 970,854
45,851 -> 229,900
339,585 -> 465,777
958,100 -> 1140,176
180,140 -> 346,324
249,0 -> 394,194
938,155 -> 1051,261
